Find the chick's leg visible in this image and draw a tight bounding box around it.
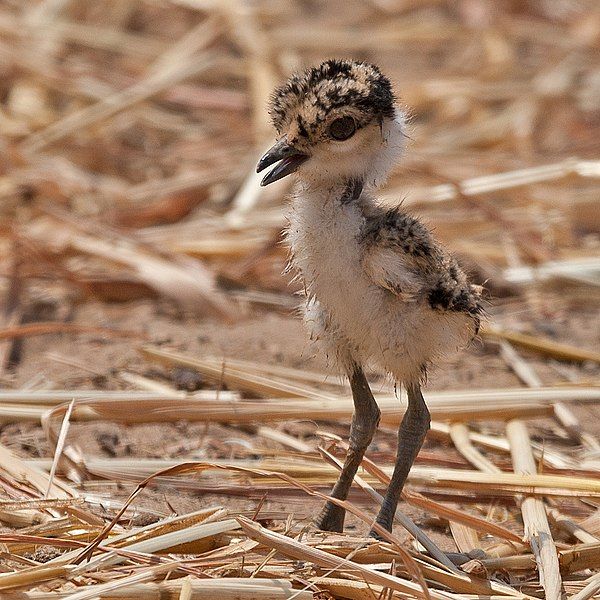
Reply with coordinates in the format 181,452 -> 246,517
373,382 -> 430,534
315,365 -> 380,532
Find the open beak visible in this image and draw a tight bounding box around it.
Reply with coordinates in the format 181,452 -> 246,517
256,139 -> 308,186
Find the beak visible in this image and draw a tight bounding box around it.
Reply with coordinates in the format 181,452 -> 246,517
256,139 -> 309,186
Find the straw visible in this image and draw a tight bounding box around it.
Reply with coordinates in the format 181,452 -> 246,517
1,3 -> 599,599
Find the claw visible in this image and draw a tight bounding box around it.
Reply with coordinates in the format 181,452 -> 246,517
314,501 -> 345,532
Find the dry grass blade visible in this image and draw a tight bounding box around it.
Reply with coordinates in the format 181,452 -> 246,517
142,348 -> 600,404
46,506 -> 225,566
506,420 -> 562,600
449,423 -> 502,474
432,422 -> 572,470
177,356 -> 347,389
503,257 -> 600,286
448,522 -> 481,554
447,423 -> 502,554
498,341 -> 543,388
140,347 -> 339,399
72,519 -> 239,575
2,385 -> 593,424
0,441 -> 77,500
237,516 -> 440,600
34,451 -> 600,498
552,402 -> 596,448
387,464 -> 599,497
0,532 -> 86,550
5,578 -> 311,600
43,399 -> 74,499
61,561 -> 182,600
546,508 -> 598,545
483,325 -> 600,364
8,392 -> 551,424
309,577 -> 396,600
0,390 -> 238,405
0,564 -> 75,591
21,14 -> 220,154
476,542 -> 600,574
254,426 -> 313,453
570,572 -> 600,600
559,542 -> 600,573
23,214 -> 238,320
360,456 -> 525,545
405,489 -> 524,546
389,159 -> 600,204
0,498 -> 82,511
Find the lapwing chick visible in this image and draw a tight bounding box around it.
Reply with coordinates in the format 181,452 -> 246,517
257,59 -> 483,534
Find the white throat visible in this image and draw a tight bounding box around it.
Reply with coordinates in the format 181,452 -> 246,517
370,108 -> 406,187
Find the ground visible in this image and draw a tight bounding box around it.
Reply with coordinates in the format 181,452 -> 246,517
1,292 -> 598,548
0,1 -> 599,595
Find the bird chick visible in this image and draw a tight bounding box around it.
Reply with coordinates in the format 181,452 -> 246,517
257,59 -> 483,534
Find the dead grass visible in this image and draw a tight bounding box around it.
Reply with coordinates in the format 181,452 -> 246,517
0,0 -> 598,599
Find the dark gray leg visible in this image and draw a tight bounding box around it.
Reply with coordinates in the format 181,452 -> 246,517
315,365 -> 380,532
373,382 -> 430,533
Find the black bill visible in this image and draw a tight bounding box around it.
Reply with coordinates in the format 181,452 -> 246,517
256,139 -> 308,186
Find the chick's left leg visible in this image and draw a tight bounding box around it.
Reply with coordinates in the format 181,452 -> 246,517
373,382 -> 430,534
315,365 -> 380,532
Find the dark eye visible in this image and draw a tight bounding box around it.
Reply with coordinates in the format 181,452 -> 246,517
329,116 -> 356,141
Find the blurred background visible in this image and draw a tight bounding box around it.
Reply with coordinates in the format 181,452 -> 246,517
1,0 -> 599,379
1,1 -> 598,388
0,2 -> 599,597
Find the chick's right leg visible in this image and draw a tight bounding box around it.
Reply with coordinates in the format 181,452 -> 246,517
315,365 -> 380,532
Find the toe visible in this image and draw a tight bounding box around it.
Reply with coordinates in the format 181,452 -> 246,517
314,502 -> 345,532
369,527 -> 385,540
370,516 -> 393,539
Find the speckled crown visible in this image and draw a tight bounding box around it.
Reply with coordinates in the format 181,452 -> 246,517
268,59 -> 396,136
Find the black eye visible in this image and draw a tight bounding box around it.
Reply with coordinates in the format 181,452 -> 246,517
328,116 -> 356,141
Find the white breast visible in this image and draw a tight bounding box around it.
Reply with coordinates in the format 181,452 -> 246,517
286,186 -> 395,373
288,189 -> 365,297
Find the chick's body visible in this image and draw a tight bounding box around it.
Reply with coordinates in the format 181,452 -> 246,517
287,182 -> 480,385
